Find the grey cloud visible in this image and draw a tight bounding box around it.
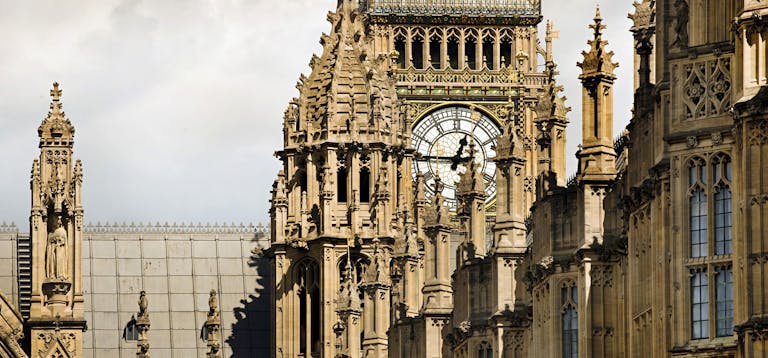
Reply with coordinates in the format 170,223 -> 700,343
0,0 -> 634,226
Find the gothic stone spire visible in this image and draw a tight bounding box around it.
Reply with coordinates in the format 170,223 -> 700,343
578,7 -> 619,81
577,7 -> 618,181
38,82 -> 75,145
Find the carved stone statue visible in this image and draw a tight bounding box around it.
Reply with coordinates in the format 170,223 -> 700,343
138,291 -> 149,320
405,226 -> 419,256
45,217 -> 68,280
208,289 -> 220,320
672,0 -> 689,48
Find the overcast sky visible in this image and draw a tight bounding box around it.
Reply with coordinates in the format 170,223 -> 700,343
0,0 -> 635,227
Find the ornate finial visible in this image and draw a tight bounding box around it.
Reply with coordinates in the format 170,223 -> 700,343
48,82 -> 64,118
39,82 -> 75,140
591,6 -> 605,40
578,6 -> 618,79
51,82 -> 62,102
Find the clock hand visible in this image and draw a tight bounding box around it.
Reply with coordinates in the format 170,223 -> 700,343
415,154 -> 461,162
450,135 -> 469,171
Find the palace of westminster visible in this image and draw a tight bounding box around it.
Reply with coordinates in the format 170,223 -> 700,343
1,0 -> 768,357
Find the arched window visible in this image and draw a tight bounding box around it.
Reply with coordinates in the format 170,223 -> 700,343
429,31 -> 442,69
482,37 -> 494,70
123,316 -> 138,341
477,342 -> 493,358
465,35 -> 477,70
561,281 -> 578,358
412,32 -> 425,70
686,154 -> 734,340
295,260 -> 321,356
688,158 -> 707,258
447,36 -> 459,69
712,155 -> 732,255
499,33 -> 512,68
395,39 -> 406,69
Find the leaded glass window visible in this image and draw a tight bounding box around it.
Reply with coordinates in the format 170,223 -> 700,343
689,159 -> 707,258
715,267 -> 734,337
477,342 -> 492,358
713,156 -> 732,255
124,316 -> 138,341
561,283 -> 578,358
685,154 -> 734,341
691,269 -> 709,339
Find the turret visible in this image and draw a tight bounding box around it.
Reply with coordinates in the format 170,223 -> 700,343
577,7 -> 618,183
28,83 -> 87,357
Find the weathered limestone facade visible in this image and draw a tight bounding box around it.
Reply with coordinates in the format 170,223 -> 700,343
267,0 -> 557,357
2,1 -> 768,358
270,0 -> 768,357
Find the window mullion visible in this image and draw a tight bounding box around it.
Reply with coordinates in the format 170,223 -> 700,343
707,167 -> 714,258
708,264 -> 715,339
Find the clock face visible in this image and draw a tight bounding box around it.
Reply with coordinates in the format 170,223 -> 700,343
411,106 -> 501,210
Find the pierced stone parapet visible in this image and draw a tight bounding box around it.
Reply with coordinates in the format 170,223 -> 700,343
83,222 -> 268,235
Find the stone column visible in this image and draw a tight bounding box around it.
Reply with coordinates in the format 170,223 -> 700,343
361,241 -> 391,357
204,290 -> 222,358
136,291 -> 150,358
419,178 -> 453,358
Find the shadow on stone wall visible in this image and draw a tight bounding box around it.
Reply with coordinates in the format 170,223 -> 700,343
226,243 -> 271,357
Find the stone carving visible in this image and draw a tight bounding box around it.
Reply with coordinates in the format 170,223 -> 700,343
686,136 -> 698,148
711,132 -> 723,145
138,291 -> 148,320
749,119 -> 768,145
36,331 -> 76,358
672,0 -> 688,48
136,291 -> 150,358
523,176 -> 534,192
45,217 -> 68,280
205,290 -> 222,358
680,58 -> 731,121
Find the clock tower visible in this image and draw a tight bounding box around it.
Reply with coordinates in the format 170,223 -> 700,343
269,1 -> 569,357
364,0 -> 567,218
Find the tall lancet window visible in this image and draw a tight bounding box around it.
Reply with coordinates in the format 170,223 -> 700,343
561,281 -> 578,358
337,167 -> 348,203
686,153 -> 734,340
360,167 -> 371,203
394,33 -> 406,69
713,155 -> 732,256
688,158 -> 707,258
295,260 -> 321,356
713,154 -> 733,337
